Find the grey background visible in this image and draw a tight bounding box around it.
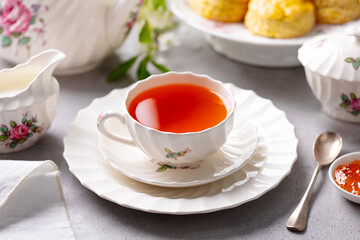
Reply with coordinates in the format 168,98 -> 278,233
1,25 -> 360,239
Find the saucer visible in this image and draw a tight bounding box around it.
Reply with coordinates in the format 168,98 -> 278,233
98,110 -> 258,187
63,84 -> 298,214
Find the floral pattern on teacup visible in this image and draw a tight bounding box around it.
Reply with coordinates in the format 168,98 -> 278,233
97,111 -> 109,127
156,162 -> 201,172
0,113 -> 43,148
165,147 -> 191,160
0,0 -> 48,48
153,148 -> 194,172
340,92 -> 360,116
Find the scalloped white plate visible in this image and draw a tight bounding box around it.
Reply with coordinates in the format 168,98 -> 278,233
63,84 -> 298,214
169,0 -> 360,67
98,109 -> 258,188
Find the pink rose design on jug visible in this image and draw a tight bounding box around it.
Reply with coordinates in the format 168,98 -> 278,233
0,0 -> 32,35
0,0 -> 48,48
0,113 -> 43,148
10,124 -> 29,140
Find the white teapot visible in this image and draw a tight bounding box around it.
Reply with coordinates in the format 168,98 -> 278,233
0,0 -> 143,75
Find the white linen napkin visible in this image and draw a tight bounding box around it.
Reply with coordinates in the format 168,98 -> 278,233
0,160 -> 75,240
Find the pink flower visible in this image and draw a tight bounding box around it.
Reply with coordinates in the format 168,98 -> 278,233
10,124 -> 29,140
350,98 -> 360,111
0,0 -> 32,36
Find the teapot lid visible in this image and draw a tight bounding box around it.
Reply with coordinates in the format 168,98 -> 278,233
298,25 -> 360,82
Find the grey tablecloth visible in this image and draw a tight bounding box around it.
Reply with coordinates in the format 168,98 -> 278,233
1,25 -> 359,240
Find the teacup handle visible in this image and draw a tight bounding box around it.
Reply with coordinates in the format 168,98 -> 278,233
97,110 -> 136,146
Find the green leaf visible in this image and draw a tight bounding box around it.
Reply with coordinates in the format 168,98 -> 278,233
0,135 -> 9,141
27,132 -> 33,138
9,142 -> 17,148
165,148 -> 172,154
29,124 -> 36,130
30,15 -> 36,24
341,94 -> 349,103
0,28 -> 3,34
27,120 -> 33,126
178,151 -> 184,156
107,56 -> 138,82
2,35 -> 11,47
18,138 -> 27,144
18,37 -> 30,45
351,111 -> 360,116
22,117 -> 27,124
10,121 -> 17,128
345,58 -> 355,63
353,61 -> 360,70
0,126 -> 7,133
166,154 -> 173,158
156,165 -> 168,172
350,92 -> 357,100
137,55 -> 150,80
151,59 -> 169,73
139,21 -> 152,44
339,103 -> 349,109
152,0 -> 166,10
33,127 -> 40,133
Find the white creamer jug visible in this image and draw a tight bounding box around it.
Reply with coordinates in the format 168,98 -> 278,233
0,49 -> 65,152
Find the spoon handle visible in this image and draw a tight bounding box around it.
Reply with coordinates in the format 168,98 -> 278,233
286,163 -> 321,232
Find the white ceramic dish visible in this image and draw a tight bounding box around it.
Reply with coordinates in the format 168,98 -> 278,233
63,84 -> 298,214
329,152 -> 360,204
98,109 -> 258,188
169,0 -> 360,67
298,26 -> 360,123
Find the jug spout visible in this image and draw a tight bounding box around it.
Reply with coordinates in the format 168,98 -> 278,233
18,49 -> 65,83
24,49 -> 66,81
106,0 -> 143,49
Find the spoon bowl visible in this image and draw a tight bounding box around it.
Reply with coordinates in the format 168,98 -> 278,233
314,132 -> 343,166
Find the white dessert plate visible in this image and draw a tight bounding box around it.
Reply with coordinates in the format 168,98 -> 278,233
63,84 -> 298,214
169,0 -> 360,67
98,109 -> 258,188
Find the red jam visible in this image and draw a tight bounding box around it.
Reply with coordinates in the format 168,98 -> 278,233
334,160 -> 360,196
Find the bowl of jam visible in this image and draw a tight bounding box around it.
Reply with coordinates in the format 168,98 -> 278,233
329,152 -> 360,204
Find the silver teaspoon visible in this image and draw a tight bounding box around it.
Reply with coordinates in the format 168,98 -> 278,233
286,132 -> 343,232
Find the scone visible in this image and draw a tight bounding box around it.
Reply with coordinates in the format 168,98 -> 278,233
313,0 -> 360,24
244,0 -> 315,38
190,0 -> 249,22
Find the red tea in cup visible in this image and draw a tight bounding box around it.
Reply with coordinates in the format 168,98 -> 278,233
128,84 -> 227,133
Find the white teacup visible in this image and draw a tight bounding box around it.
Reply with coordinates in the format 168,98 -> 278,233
97,72 -> 236,167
